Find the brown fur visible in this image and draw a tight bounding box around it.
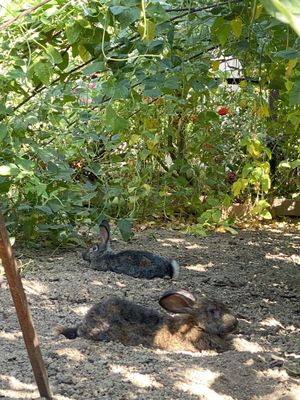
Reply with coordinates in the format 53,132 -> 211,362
57,290 -> 238,352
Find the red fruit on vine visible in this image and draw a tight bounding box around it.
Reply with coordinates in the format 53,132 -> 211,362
217,106 -> 229,116
226,171 -> 237,184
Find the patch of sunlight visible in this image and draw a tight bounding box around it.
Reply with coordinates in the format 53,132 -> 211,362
0,375 -> 36,391
157,238 -> 186,244
185,243 -> 203,249
154,347 -> 216,358
260,317 -> 283,328
56,347 -> 85,362
176,368 -> 233,399
0,1 -> 10,17
23,280 -> 48,295
91,280 -> 104,286
54,396 -> 74,400
232,337 -> 265,352
265,253 -> 290,262
0,331 -> 22,340
72,304 -> 91,316
0,385 -> 72,400
291,254 -> 300,265
289,388 -> 300,400
0,390 -> 39,399
186,262 -> 214,272
110,364 -> 162,388
257,368 -> 289,380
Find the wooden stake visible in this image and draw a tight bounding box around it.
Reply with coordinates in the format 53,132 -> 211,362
0,211 -> 53,399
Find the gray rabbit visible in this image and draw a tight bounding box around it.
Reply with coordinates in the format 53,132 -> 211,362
57,289 -> 238,352
82,220 -> 180,279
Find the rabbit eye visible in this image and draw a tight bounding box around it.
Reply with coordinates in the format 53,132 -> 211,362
207,306 -> 218,318
92,244 -> 99,252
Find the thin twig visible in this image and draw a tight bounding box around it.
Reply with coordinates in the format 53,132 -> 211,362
8,1 -> 239,116
0,0 -> 53,30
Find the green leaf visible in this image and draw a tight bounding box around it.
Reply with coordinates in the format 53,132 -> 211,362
246,139 -> 265,158
0,123 -> 8,140
145,20 -> 156,43
34,61 -> 52,86
260,210 -> 273,220
112,83 -> 129,99
212,17 -> 231,46
138,20 -> 156,43
58,51 -> 69,70
117,218 -> 134,241
287,109 -> 300,127
261,174 -> 271,193
34,205 -> 53,215
143,88 -> 162,97
252,199 -> 270,215
212,210 -> 222,222
230,17 -> 243,38
83,61 -> 105,75
278,160 -> 291,168
0,164 -> 19,176
274,48 -> 300,59
289,81 -> 300,105
291,159 -> 300,168
223,226 -> 238,235
110,6 -> 126,15
163,76 -> 179,90
105,105 -> 129,133
118,7 -> 140,29
223,194 -> 232,208
66,23 -> 82,44
46,45 -> 63,64
190,224 -> 208,237
16,158 -> 35,172
232,179 -> 249,197
261,0 -> 300,36
78,44 -> 90,62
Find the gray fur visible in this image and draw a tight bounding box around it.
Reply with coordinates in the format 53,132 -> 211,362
57,289 -> 238,352
82,220 -> 180,279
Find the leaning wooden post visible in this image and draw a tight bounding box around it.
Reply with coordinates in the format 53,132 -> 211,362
0,211 -> 53,399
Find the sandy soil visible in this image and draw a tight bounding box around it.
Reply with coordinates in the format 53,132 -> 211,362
0,224 -> 300,400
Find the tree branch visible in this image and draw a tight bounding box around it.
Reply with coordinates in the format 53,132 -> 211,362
0,0 -> 53,30
7,0 -> 241,116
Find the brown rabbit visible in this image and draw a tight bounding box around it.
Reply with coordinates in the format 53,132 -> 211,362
57,289 -> 238,352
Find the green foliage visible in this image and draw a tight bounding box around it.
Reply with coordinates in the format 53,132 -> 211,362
261,0 -> 300,36
0,0 -> 299,242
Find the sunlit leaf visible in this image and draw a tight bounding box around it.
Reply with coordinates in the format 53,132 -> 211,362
230,17 -> 243,38
34,61 -> 52,86
66,23 -> 82,44
46,46 -> 63,65
261,0 -> 300,36
0,164 -> 19,176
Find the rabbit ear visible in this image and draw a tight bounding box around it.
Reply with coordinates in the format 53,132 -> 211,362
159,289 -> 196,314
99,220 -> 110,244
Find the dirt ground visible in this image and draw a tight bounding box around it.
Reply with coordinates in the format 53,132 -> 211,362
0,223 -> 300,400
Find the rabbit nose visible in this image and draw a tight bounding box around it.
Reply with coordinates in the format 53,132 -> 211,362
224,314 -> 238,332
231,318 -> 238,331
82,250 -> 90,261
228,317 -> 238,333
